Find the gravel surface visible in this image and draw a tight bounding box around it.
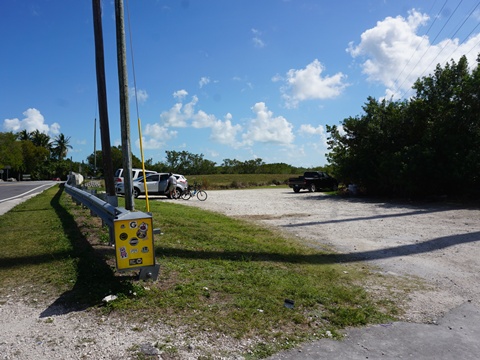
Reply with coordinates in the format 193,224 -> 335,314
1,187 -> 479,359
181,188 -> 480,323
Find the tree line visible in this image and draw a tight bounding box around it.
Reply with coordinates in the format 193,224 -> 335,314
86,148 -> 314,176
0,132 -> 318,181
0,130 -> 73,180
326,55 -> 480,199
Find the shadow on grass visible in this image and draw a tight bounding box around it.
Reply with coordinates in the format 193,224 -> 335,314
158,230 -> 480,264
39,186 -> 134,318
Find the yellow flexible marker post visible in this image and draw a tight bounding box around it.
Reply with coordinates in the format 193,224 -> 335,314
138,118 -> 150,213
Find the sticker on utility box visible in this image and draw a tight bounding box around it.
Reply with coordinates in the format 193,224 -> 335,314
114,215 -> 154,270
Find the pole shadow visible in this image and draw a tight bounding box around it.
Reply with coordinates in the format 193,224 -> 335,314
39,186 -> 135,317
157,231 -> 480,266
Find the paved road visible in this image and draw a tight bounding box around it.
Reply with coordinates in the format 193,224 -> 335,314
0,181 -> 59,215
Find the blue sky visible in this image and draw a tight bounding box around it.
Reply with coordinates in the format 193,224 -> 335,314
2,1 -> 480,168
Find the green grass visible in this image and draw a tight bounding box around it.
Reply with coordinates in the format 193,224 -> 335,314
0,185 -> 402,358
180,173 -> 295,189
0,185 -> 133,306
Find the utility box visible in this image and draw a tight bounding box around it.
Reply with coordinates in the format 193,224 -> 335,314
113,211 -> 155,271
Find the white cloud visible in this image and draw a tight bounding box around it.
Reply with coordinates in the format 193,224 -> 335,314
253,37 -> 265,48
299,124 -> 328,147
271,74 -> 283,82
173,89 -> 188,100
159,93 -> 199,127
233,76 -> 254,92
207,149 -> 219,158
159,103 -> 187,127
347,9 -> 480,99
280,59 -> 348,108
251,28 -> 265,48
147,94 -> 244,147
199,76 -> 210,88
243,102 -> 294,145
144,123 -> 177,140
136,137 -> 167,150
192,110 -> 216,128
158,97 -> 196,128
182,95 -> 198,119
3,108 -> 60,136
211,113 -> 242,147
347,10 -> 429,93
141,123 -> 177,149
129,87 -> 148,104
50,122 -> 61,135
148,97 -> 295,151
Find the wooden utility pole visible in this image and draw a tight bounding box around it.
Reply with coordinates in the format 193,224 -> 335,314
92,0 -> 116,202
93,117 -> 97,176
115,0 -> 134,210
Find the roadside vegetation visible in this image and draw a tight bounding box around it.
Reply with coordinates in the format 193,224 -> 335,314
0,130 -> 72,181
181,173 -> 293,190
0,185 -> 404,358
327,55 -> 480,199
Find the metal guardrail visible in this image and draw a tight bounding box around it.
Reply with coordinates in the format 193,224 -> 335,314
64,181 -> 160,280
64,182 -> 122,228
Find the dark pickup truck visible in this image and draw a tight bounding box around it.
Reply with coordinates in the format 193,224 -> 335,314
288,171 -> 338,193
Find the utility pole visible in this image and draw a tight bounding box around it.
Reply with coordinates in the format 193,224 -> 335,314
115,0 -> 134,210
92,0 -> 117,204
93,117 -> 97,177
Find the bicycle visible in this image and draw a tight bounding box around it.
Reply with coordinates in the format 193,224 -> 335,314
181,182 -> 207,201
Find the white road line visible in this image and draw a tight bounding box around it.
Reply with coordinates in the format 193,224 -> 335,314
0,183 -> 54,203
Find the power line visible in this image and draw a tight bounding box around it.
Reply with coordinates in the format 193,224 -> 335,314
394,0 -> 449,96
465,30 -> 480,55
392,0 -> 442,88
125,0 -> 140,121
440,1 -> 480,66
416,0 -> 472,80
431,0 -> 464,44
396,0 -> 479,99
407,1 -> 463,87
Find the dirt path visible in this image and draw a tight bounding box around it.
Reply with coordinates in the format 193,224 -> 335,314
181,188 -> 480,322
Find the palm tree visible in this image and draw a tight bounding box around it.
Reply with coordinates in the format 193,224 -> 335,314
17,129 -> 32,141
31,129 -> 51,149
52,133 -> 72,160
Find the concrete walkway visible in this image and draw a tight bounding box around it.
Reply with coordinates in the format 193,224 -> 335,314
268,302 -> 480,360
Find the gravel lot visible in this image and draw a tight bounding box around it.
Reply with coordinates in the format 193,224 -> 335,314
1,187 -> 479,359
182,188 -> 480,323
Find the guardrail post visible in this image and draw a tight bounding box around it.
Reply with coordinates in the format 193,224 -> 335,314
64,182 -> 159,280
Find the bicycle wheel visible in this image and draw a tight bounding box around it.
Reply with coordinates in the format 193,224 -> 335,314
196,190 -> 207,201
181,190 -> 192,200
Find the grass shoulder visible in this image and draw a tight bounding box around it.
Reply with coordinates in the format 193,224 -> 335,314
0,185 -> 405,359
